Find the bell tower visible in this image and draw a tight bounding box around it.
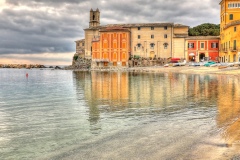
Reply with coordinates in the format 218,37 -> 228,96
89,8 -> 100,28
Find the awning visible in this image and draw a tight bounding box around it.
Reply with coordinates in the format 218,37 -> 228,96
189,53 -> 195,56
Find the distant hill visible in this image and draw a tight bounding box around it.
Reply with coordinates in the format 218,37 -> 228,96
189,23 -> 220,36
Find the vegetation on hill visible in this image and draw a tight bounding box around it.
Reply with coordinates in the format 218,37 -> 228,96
189,23 -> 220,36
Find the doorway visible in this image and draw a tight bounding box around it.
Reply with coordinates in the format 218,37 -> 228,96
199,53 -> 205,62
150,51 -> 155,58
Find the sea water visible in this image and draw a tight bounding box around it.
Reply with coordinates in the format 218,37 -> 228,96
0,69 -> 240,159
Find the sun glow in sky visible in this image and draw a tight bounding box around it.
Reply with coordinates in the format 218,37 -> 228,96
0,53 -> 73,65
0,0 -> 6,10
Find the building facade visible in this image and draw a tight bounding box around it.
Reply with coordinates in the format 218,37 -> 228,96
79,9 -> 189,66
91,27 -> 131,67
185,36 -> 220,62
219,0 -> 240,62
75,39 -> 85,58
76,9 -> 235,66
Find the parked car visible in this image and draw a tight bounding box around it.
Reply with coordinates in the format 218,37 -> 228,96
204,61 -> 216,67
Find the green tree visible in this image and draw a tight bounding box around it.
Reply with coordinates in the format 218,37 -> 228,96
189,23 -> 220,36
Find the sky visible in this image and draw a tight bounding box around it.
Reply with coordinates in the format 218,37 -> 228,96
0,0 -> 220,65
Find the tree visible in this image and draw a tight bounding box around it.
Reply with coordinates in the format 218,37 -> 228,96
189,23 -> 220,36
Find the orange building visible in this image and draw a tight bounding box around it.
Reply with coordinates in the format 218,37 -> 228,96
91,27 -> 130,68
185,36 -> 220,62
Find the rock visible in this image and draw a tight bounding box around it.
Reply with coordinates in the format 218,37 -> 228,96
55,66 -> 62,69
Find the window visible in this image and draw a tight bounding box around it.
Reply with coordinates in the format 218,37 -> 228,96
138,35 -> 141,39
164,26 -> 168,30
163,43 -> 168,49
234,40 -> 237,50
201,42 -> 204,48
229,3 -> 236,8
137,43 -> 141,48
234,26 -> 237,32
138,27 -> 141,30
229,14 -> 233,20
82,42 -> 85,46
164,34 -> 167,38
151,35 -> 154,39
151,27 -> 154,30
211,43 -> 219,48
188,43 -> 194,48
150,43 -> 155,49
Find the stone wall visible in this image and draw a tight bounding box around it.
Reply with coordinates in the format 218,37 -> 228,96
71,55 -> 185,69
128,57 -> 171,67
72,56 -> 91,69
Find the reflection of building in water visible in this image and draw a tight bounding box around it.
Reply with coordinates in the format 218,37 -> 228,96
73,71 -> 101,134
74,71 -> 240,141
76,72 -> 223,111
91,72 -> 129,108
216,76 -> 240,145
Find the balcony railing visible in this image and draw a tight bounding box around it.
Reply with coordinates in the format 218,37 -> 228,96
230,47 -> 237,52
94,59 -> 110,62
220,48 -> 228,52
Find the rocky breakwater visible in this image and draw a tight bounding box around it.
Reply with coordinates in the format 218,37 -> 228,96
0,64 -> 46,69
66,54 -> 91,70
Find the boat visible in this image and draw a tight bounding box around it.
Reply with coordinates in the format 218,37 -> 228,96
218,65 -> 228,69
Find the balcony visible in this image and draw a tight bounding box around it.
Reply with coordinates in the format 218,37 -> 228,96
230,47 -> 237,52
220,48 -> 228,53
94,58 -> 110,62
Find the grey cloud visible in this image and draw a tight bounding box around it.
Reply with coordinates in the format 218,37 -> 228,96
1,0 -> 220,56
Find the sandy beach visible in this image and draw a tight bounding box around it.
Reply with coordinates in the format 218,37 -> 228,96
126,65 -> 240,76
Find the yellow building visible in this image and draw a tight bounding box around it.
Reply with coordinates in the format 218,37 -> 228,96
219,0 -> 240,62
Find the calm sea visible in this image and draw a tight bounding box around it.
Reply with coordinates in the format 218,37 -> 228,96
0,69 -> 240,159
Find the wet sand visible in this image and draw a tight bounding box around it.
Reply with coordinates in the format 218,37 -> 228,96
49,121 -> 240,160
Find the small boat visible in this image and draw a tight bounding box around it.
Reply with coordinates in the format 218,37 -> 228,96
218,65 -> 228,69
164,64 -> 169,67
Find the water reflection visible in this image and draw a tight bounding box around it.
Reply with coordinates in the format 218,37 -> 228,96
216,76 -> 240,145
73,71 -> 240,146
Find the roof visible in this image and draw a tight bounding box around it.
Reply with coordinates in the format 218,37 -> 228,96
174,34 -> 189,38
186,36 -> 220,40
224,20 -> 240,29
84,22 -> 181,30
174,24 -> 189,28
75,39 -> 85,42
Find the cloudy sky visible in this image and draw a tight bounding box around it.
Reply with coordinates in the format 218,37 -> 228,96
0,0 -> 220,65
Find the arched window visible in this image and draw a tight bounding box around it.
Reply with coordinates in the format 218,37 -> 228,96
137,43 -> 141,49
150,43 -> 155,49
163,43 -> 168,49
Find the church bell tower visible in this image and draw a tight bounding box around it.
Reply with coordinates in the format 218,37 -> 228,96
89,8 -> 100,27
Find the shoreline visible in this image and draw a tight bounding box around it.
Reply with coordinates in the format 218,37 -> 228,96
72,65 -> 240,76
